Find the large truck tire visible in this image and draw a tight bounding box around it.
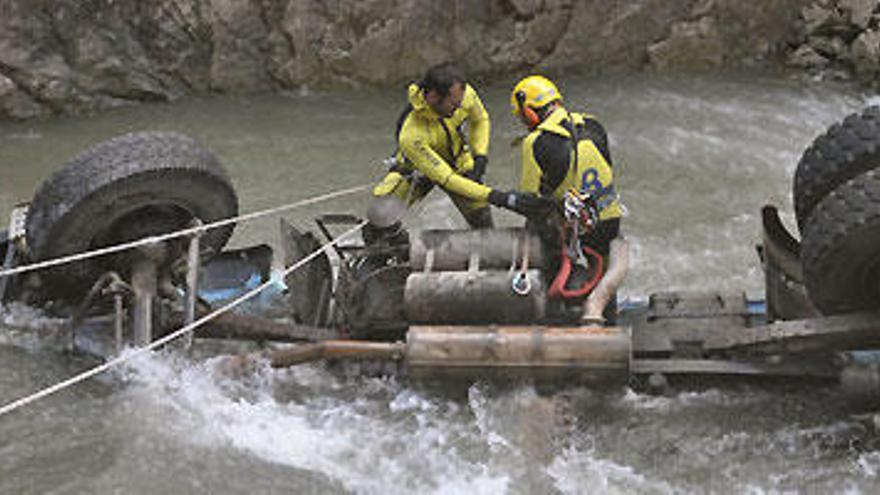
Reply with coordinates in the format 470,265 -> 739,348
794,106 -> 880,232
25,132 -> 238,299
801,169 -> 880,314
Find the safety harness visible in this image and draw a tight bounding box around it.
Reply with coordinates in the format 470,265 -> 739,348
547,188 -> 604,300
546,112 -> 607,300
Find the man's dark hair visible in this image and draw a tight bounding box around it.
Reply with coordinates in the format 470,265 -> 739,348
419,62 -> 465,97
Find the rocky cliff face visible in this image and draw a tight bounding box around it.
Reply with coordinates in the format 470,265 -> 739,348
786,0 -> 880,84
0,0 -> 865,120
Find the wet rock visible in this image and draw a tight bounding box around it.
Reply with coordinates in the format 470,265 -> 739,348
787,44 -> 831,68
541,0 -> 692,73
808,34 -> 848,57
692,0 -> 717,18
509,0 -> 544,18
850,29 -> 880,79
647,17 -> 725,71
205,0 -> 273,91
0,0 -> 857,119
0,73 -> 44,119
486,9 -> 571,70
802,3 -> 850,36
785,0 -> 880,82
840,0 -> 877,29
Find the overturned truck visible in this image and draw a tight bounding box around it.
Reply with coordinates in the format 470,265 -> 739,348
5,108 -> 880,397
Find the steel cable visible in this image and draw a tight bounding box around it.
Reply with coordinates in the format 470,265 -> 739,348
0,221 -> 366,418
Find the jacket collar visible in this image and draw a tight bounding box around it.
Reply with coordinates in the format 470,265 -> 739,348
408,83 -> 442,119
537,106 -> 574,137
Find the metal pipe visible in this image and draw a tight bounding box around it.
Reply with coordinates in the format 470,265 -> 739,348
131,252 -> 159,346
265,324 -> 630,384
405,324 -> 631,382
67,272 -> 127,351
632,358 -> 838,378
313,278 -> 330,327
191,312 -> 341,342
0,237 -> 18,302
114,293 -> 124,355
269,340 -> 405,368
183,219 -> 202,349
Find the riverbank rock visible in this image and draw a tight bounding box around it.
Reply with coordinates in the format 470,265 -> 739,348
786,0 -> 880,86
0,0 -> 840,120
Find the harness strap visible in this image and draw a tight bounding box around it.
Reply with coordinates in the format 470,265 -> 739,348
439,117 -> 465,166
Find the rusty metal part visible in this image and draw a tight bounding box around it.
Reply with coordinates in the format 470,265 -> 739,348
630,291 -> 754,356
232,308 -> 880,383
191,312 -> 341,342
0,238 -> 15,303
263,324 -> 630,383
131,256 -> 157,346
760,205 -> 817,321
583,237 -> 630,320
183,219 -> 202,349
632,358 -> 838,378
404,270 -> 546,324
113,293 -> 124,355
67,271 -> 130,351
130,244 -> 169,346
366,195 -> 407,228
404,325 -> 630,381
410,228 -> 544,271
314,213 -> 362,261
269,340 -> 405,368
700,311 -> 880,355
345,265 -> 410,340
281,218 -> 332,326
629,290 -> 880,357
840,363 -> 880,404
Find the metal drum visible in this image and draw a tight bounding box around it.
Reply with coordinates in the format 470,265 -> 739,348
410,227 -> 544,271
404,269 -> 546,324
405,325 -> 631,383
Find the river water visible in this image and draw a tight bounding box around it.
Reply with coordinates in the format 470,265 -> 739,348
1,72 -> 878,493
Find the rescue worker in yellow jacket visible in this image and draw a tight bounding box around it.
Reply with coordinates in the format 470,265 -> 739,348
511,74 -> 623,257
367,63 -> 548,240
510,75 -> 627,322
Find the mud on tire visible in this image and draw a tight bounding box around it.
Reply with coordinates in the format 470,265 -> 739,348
794,106 -> 880,232
801,169 -> 880,314
25,132 -> 238,299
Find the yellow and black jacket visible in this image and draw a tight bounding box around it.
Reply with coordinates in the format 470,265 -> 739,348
520,107 -> 622,221
374,83 -> 491,206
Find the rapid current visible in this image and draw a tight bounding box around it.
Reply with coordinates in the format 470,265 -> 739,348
1,71 -> 878,493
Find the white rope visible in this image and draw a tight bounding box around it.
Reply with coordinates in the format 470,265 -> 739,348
0,221 -> 367,418
0,184 -> 368,280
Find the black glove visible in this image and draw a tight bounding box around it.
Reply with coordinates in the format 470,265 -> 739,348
488,189 -> 553,217
463,155 -> 488,183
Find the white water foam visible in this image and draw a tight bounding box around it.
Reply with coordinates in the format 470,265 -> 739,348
548,447 -> 680,495
113,351 -> 719,494
117,353 -> 515,494
0,302 -> 68,351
